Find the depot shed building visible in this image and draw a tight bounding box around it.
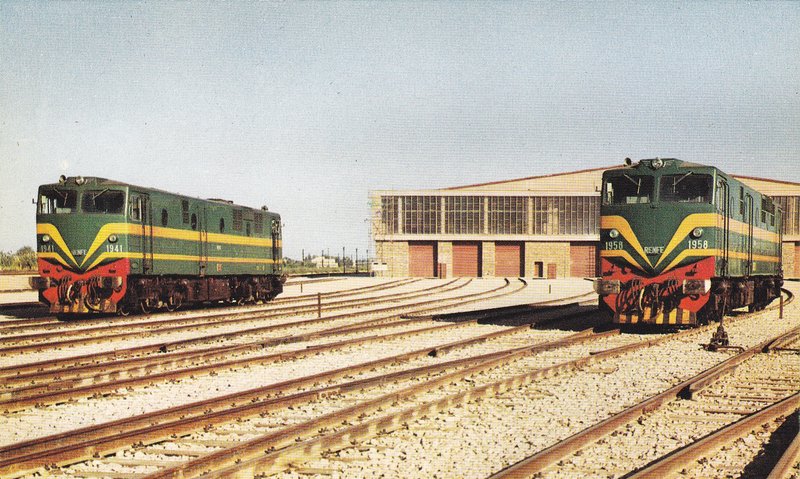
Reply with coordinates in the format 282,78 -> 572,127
370,166 -> 800,279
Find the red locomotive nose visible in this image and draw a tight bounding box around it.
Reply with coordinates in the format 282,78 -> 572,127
597,256 -> 716,325
37,258 -> 129,314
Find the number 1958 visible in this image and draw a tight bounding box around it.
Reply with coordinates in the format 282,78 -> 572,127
687,239 -> 708,249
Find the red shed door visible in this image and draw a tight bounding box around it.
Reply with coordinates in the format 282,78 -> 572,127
796,243 -> 800,277
409,242 -> 436,277
453,242 -> 481,277
495,242 -> 523,277
570,242 -> 598,277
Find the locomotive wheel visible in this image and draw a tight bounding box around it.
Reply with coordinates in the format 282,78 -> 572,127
117,303 -> 131,317
140,299 -> 155,315
166,295 -> 182,312
84,298 -> 102,312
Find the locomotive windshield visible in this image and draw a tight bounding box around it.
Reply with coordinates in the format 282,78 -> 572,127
659,173 -> 713,203
603,174 -> 654,205
38,188 -> 78,214
81,189 -> 126,214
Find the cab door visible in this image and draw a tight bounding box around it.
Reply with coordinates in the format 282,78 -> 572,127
130,192 -> 154,274
271,219 -> 281,273
191,206 -> 208,276
745,194 -> 754,275
716,179 -> 730,276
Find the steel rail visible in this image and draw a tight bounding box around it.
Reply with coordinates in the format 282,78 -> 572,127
0,313 -> 599,477
0,278 -> 458,345
0,278 -> 471,356
0,278 -> 416,333
176,326 -> 675,479
628,396 -> 800,479
5,288 -> 588,400
487,289 -> 796,479
0,285 -> 479,388
0,278 -> 496,379
766,410 -> 800,479
0,280 -> 526,412
0,312 -> 491,402
272,277 -> 417,302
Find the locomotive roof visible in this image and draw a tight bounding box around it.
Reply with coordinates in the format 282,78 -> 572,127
618,158 -> 713,171
42,176 -> 274,214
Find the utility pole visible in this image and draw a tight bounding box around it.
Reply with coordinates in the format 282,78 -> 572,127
356,248 -> 359,273
342,246 -> 346,274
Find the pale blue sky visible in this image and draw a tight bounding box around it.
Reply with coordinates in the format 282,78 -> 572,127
1,2 -> 798,259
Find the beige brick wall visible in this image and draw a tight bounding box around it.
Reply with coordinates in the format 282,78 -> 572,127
437,242 -> 452,278
783,242 -> 797,278
482,242 -> 495,277
374,241 -> 409,277
525,241 -> 570,278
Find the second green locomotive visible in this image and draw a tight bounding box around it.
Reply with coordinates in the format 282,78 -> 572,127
31,176 -> 284,315
594,159 -> 783,325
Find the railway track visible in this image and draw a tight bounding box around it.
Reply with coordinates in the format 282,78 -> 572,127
0,299 -> 734,478
5,280 -> 791,479
0,300 -> 609,478
0,277 -> 388,325
0,279 -> 537,411
239,288 -> 796,479
0,278 -> 437,343
487,288 -> 799,479
0,278 -> 495,359
0,278 -> 421,334
0,278 -> 525,369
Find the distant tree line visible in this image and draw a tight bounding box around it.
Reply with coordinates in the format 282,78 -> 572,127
0,247 -> 37,271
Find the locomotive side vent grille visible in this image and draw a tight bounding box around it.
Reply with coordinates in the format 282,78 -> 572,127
233,209 -> 243,231
181,200 -> 189,224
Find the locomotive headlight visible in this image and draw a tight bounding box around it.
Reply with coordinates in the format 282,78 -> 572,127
691,227 -> 703,238
608,229 -> 620,239
108,234 -> 118,243
651,158 -> 664,169
41,234 -> 51,243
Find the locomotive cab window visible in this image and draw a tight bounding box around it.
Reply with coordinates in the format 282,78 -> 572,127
659,173 -> 712,203
603,175 -> 654,205
39,188 -> 77,214
82,190 -> 125,214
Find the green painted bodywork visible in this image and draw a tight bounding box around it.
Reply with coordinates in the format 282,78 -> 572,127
36,177 -> 283,277
600,159 -> 782,278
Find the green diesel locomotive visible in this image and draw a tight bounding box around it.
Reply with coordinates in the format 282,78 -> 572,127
31,176 -> 284,315
594,158 -> 783,326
